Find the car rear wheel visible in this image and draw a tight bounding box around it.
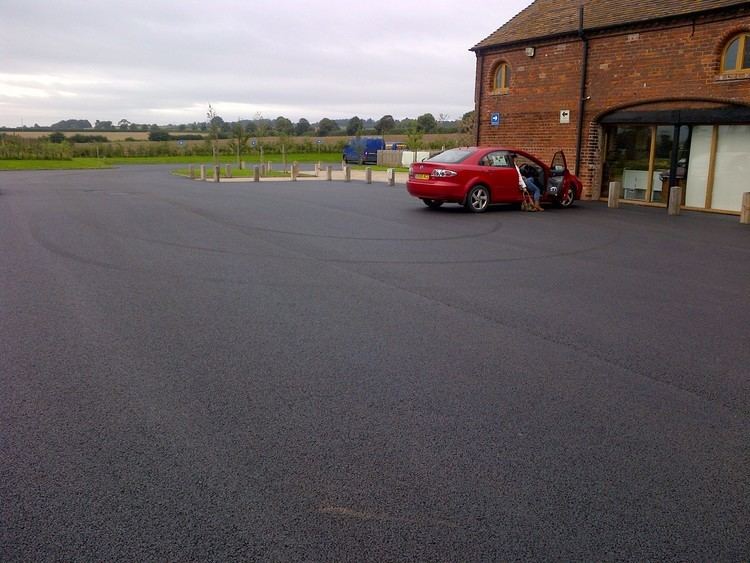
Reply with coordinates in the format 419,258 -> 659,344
465,185 -> 490,213
421,198 -> 444,209
559,188 -> 575,208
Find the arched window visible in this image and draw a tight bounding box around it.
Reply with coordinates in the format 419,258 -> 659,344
493,63 -> 511,93
722,33 -> 750,73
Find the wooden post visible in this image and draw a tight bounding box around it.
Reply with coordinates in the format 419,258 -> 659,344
225,164 -> 232,178
200,164 -> 206,181
607,181 -> 621,208
387,168 -> 395,187
365,167 -> 372,184
344,166 -> 351,182
253,165 -> 260,182
291,161 -> 298,181
668,186 -> 682,216
213,165 -> 220,183
741,192 -> 750,224
326,165 -> 333,181
188,164 -> 194,179
260,163 -> 266,176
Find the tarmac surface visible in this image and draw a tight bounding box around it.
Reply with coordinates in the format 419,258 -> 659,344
2,165 -> 749,561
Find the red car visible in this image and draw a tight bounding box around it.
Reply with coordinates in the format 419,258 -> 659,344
406,147 -> 583,212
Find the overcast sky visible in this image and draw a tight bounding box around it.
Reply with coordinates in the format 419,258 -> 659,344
1,1 -> 530,127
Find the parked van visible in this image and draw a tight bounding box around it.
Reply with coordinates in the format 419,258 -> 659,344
342,138 -> 385,164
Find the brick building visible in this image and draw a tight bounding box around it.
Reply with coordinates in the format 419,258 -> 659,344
472,0 -> 750,213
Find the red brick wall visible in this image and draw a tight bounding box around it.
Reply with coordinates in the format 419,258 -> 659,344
476,12 -> 750,198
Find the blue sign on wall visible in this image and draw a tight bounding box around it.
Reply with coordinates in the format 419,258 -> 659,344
490,113 -> 501,126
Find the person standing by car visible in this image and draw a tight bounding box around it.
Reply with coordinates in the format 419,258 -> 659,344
515,159 -> 544,211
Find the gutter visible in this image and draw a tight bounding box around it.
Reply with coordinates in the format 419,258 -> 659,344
575,5 -> 589,177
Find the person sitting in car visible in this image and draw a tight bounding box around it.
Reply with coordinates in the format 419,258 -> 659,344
515,161 -> 544,211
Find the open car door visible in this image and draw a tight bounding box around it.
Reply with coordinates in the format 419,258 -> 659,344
546,151 -> 567,196
550,151 -> 567,175
548,150 -> 577,207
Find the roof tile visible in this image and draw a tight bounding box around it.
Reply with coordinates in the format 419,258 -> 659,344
473,0 -> 750,50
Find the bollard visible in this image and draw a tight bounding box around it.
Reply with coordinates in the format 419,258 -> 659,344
344,166 -> 351,182
291,161 -> 298,181
253,165 -> 260,182
260,163 -> 266,176
365,167 -> 372,184
741,192 -> 750,224
607,181 -> 621,208
213,165 -> 220,183
314,162 -> 320,177
240,160 -> 245,170
225,164 -> 232,179
200,164 -> 206,181
668,186 -> 682,216
188,164 -> 195,179
326,165 -> 333,181
387,168 -> 395,187
267,161 -> 272,173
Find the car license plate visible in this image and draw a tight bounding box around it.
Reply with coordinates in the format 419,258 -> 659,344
415,173 -> 430,180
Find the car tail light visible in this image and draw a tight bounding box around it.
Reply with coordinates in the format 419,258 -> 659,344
431,169 -> 458,178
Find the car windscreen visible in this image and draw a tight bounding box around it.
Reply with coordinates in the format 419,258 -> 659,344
425,149 -> 476,164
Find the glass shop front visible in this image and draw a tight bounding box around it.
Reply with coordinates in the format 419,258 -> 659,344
600,107 -> 750,213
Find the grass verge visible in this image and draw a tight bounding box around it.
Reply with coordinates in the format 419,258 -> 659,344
104,154 -> 343,166
0,159 -> 111,170
0,155 -> 408,172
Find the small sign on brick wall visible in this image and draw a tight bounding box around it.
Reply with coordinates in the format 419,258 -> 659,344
560,110 -> 570,124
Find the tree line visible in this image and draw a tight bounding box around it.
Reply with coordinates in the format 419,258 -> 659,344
10,112 -> 475,138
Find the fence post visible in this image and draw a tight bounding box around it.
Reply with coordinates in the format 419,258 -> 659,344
188,164 -> 194,179
225,164 -> 232,179
668,186 -> 682,216
200,164 -> 206,181
213,165 -> 220,183
315,162 -> 320,177
326,165 -> 333,181
253,165 -> 260,182
291,161 -> 298,181
344,166 -> 351,182
741,192 -> 750,224
607,181 -> 621,208
365,167 -> 372,184
387,168 -> 395,187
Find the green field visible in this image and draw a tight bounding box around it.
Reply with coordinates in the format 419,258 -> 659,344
0,154 -> 414,172
0,153 -> 347,171
0,159 -> 111,170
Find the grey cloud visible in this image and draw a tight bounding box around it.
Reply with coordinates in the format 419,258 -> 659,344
1,0 -> 526,126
